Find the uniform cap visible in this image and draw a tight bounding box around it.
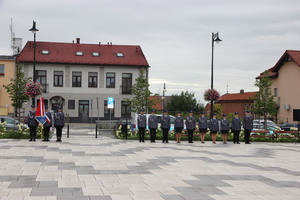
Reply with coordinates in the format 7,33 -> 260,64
45,105 -> 48,109
234,112 -> 239,115
58,106 -> 62,109
163,109 -> 168,113
222,114 -> 226,117
177,111 -> 181,113
201,111 -> 205,114
151,109 -> 156,113
213,113 -> 217,116
189,110 -> 193,113
31,105 -> 35,108
246,111 -> 250,113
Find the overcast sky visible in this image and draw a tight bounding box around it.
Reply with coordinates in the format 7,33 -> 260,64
1,0 -> 300,103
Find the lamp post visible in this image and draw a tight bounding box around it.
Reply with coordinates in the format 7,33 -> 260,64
162,83 -> 166,110
29,21 -> 39,106
210,32 -> 222,118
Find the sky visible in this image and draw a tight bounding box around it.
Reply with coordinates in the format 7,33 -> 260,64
1,0 -> 300,104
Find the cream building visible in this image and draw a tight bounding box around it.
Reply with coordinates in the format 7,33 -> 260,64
257,50 -> 300,123
0,56 -> 15,116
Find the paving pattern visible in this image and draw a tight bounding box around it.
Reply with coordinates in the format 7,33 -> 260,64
0,128 -> 299,200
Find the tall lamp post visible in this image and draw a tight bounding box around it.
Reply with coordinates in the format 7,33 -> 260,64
210,32 -> 222,118
29,21 -> 39,106
162,83 -> 166,110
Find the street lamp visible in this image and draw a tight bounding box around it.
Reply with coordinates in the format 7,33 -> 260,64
162,83 -> 166,110
29,20 -> 39,106
210,32 -> 222,118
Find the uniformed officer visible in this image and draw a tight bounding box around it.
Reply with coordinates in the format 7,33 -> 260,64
174,111 -> 184,143
231,112 -> 241,144
209,113 -> 219,144
161,109 -> 171,143
43,106 -> 52,142
148,109 -> 158,143
185,110 -> 196,143
220,114 -> 230,144
137,110 -> 146,143
27,105 -> 38,142
54,106 -> 65,142
198,111 -> 208,144
243,111 -> 253,144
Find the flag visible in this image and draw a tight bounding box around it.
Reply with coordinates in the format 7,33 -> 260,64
35,97 -> 51,125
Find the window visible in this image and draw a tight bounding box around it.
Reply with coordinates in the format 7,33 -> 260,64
274,88 -> 278,97
72,71 -> 82,87
122,73 -> 132,94
68,100 -> 75,110
76,51 -> 84,56
41,50 -> 49,55
92,52 -> 100,56
104,100 -> 114,118
106,72 -> 115,88
54,71 -> 63,87
121,101 -> 131,118
0,65 -> 4,76
116,53 -> 124,57
88,72 -> 98,88
36,70 -> 47,92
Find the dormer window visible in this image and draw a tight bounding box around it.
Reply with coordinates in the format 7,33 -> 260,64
41,50 -> 49,55
116,52 -> 124,57
92,52 -> 100,57
76,51 -> 84,56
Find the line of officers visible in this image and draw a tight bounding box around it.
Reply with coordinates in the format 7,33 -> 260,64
26,105 -> 65,142
137,109 -> 253,144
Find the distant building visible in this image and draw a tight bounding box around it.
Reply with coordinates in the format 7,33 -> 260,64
148,96 -> 171,111
257,50 -> 300,123
0,55 -> 15,116
218,90 -> 257,118
17,39 -> 150,122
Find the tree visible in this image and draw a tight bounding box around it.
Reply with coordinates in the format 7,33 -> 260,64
166,91 -> 204,114
4,63 -> 31,122
129,68 -> 153,113
253,71 -> 278,129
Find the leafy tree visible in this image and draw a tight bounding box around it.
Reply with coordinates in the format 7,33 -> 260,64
253,71 -> 277,129
166,91 -> 204,114
4,63 -> 31,122
129,68 -> 154,113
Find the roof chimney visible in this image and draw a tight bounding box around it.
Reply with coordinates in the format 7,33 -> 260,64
76,38 -> 80,44
240,89 -> 244,94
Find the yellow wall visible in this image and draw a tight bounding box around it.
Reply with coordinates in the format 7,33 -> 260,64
0,57 -> 15,115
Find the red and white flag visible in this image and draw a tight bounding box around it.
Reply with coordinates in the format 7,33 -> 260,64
35,96 -> 51,125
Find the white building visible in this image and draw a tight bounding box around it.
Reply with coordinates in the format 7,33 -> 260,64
17,38 -> 150,123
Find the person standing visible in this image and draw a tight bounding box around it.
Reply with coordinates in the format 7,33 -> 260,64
148,109 -> 158,143
161,110 -> 171,143
231,112 -> 241,144
220,114 -> 229,144
209,113 -> 219,144
243,111 -> 253,144
138,110 -> 147,143
174,111 -> 184,143
27,105 -> 38,142
185,110 -> 196,143
43,105 -> 52,142
198,111 -> 208,144
54,106 -> 65,142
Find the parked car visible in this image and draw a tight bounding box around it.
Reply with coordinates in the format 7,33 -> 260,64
251,124 -> 281,135
280,123 -> 299,131
0,116 -> 27,130
114,118 -> 132,131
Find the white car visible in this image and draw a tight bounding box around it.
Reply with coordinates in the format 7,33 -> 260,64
0,116 -> 27,130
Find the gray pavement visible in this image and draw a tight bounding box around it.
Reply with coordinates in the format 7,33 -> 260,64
0,126 -> 299,200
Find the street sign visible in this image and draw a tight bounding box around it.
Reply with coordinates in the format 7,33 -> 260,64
108,97 -> 114,108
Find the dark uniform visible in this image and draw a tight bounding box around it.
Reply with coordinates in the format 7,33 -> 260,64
148,112 -> 158,143
209,118 -> 219,134
220,118 -> 230,134
231,113 -> 241,144
27,105 -> 38,142
174,115 -> 184,133
243,112 -> 253,144
138,113 -> 147,143
54,108 -> 64,142
43,106 -> 52,141
198,116 -> 208,133
185,113 -> 196,143
161,111 -> 171,143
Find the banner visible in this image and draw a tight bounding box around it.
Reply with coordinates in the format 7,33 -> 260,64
35,97 -> 51,125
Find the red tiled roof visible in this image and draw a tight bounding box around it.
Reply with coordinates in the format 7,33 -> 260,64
17,40 -> 150,67
219,92 -> 257,101
257,50 -> 300,79
149,96 -> 163,110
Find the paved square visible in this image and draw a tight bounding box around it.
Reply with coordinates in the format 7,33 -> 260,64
0,129 -> 299,200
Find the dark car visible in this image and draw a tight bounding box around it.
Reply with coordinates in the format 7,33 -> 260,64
280,123 -> 299,131
114,118 -> 131,131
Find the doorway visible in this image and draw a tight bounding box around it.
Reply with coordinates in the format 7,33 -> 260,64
79,100 -> 89,123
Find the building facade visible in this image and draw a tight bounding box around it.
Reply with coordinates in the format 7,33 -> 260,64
17,39 -> 150,122
257,50 -> 300,123
0,56 -> 15,116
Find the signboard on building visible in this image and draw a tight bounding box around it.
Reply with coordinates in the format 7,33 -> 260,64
108,97 -> 114,109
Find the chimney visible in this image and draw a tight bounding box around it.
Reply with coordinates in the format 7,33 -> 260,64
240,89 -> 244,94
99,42 -> 101,46
76,38 -> 80,44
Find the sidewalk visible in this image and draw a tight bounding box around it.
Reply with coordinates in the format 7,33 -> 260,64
0,127 -> 299,200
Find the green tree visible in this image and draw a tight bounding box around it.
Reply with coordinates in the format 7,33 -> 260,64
129,68 -> 154,113
4,63 -> 30,122
166,91 -> 204,114
253,71 -> 277,129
